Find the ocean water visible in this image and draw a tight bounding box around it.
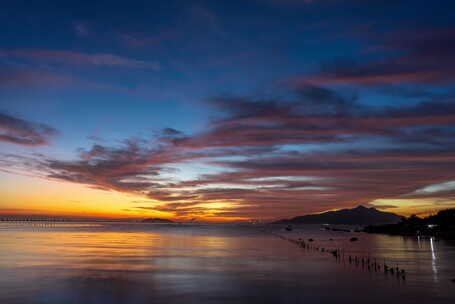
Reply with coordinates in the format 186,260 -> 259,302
0,222 -> 454,304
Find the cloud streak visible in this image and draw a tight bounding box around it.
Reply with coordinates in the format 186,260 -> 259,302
0,113 -> 57,146
294,27 -> 455,86
0,67 -> 74,88
0,49 -> 160,70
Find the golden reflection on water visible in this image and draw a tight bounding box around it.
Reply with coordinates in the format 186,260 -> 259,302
430,237 -> 438,283
1,223 -> 454,304
0,228 -> 247,274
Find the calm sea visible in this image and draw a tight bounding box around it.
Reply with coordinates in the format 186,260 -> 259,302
0,222 -> 454,303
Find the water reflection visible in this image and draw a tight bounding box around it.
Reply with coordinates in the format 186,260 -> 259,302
0,223 -> 454,304
430,237 -> 438,282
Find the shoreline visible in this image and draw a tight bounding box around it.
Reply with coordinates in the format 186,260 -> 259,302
363,225 -> 455,240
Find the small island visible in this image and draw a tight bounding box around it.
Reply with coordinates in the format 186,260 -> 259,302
141,218 -> 175,224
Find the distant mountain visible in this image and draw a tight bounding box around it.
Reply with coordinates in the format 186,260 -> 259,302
141,218 -> 174,223
273,205 -> 402,226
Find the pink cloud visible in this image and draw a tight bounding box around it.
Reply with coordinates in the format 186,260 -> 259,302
0,112 -> 57,146
25,86 -> 455,220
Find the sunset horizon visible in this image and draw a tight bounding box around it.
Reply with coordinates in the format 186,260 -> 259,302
2,2 -> 455,303
3,0 -> 455,222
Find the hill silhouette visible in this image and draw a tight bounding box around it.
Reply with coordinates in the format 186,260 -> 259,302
273,205 -> 402,225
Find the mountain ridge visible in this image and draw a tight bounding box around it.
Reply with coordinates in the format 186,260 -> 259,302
273,205 -> 403,225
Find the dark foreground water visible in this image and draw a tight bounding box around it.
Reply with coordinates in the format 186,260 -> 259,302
0,222 -> 454,304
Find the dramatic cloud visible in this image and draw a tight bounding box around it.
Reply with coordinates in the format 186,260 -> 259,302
2,0 -> 454,222
0,113 -> 57,146
30,85 -> 455,220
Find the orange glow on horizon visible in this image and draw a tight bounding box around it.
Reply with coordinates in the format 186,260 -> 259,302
2,171 -> 455,222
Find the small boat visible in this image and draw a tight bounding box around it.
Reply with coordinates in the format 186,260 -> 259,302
349,237 -> 359,242
285,225 -> 293,231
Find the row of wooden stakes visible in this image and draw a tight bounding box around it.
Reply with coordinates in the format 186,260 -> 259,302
271,232 -> 407,280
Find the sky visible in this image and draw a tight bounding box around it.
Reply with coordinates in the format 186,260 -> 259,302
1,0 -> 455,221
